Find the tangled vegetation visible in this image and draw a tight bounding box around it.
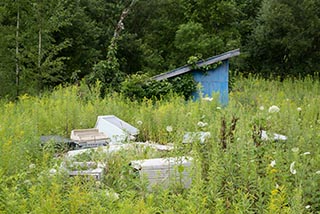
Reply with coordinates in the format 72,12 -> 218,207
0,76 -> 319,213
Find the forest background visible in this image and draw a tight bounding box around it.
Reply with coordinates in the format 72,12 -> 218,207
1,0 -> 319,99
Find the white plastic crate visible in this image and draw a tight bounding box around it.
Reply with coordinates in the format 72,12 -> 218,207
130,156 -> 193,190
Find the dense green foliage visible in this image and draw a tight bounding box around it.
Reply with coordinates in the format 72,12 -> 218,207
121,73 -> 196,100
245,0 -> 320,78
1,0 -> 319,99
0,77 -> 319,213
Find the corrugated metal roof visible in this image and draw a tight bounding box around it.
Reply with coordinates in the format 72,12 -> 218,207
153,49 -> 240,81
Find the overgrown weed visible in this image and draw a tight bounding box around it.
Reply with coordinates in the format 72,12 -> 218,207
0,76 -> 319,213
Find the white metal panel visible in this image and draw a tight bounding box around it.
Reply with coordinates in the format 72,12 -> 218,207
100,115 -> 139,135
95,115 -> 139,144
96,118 -> 125,143
61,161 -> 105,180
130,156 -> 193,190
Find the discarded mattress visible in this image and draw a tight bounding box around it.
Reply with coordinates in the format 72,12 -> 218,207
95,115 -> 139,144
130,156 -> 193,190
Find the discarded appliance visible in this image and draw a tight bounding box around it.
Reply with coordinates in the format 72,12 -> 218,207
40,135 -> 76,150
70,128 -> 109,149
261,130 -> 287,141
95,115 -> 139,144
130,156 -> 193,190
61,161 -> 105,180
182,132 -> 211,144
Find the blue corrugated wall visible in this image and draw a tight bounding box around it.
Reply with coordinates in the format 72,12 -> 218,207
191,60 -> 229,105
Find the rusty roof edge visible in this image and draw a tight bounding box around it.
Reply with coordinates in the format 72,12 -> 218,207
153,49 -> 240,81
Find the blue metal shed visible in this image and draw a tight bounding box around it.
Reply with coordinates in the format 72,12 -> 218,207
152,49 -> 240,105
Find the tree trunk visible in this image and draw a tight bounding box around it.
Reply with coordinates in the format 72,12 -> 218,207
15,4 -> 20,98
38,29 -> 41,70
37,0 -> 43,92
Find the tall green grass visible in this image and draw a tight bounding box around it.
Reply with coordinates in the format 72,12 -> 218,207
0,76 -> 319,213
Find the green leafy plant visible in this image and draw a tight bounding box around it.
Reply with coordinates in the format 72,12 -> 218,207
121,73 -> 196,101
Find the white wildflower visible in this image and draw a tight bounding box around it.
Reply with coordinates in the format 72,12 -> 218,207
297,107 -> 302,112
291,147 -> 299,153
106,190 -> 119,201
24,179 -> 32,186
290,162 -> 297,175
197,121 -> 208,128
259,106 -> 264,111
275,183 -> 279,189
216,106 -> 221,110
29,163 -> 36,169
166,126 -> 173,132
197,121 -> 204,127
270,160 -> 276,167
302,152 -> 311,155
49,168 -> 57,175
305,205 -> 311,209
316,171 -> 320,175
136,120 -> 143,126
268,105 -> 280,113
261,130 -> 269,141
202,97 -> 213,102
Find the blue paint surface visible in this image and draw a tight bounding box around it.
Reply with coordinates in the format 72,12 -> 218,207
192,60 -> 229,105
